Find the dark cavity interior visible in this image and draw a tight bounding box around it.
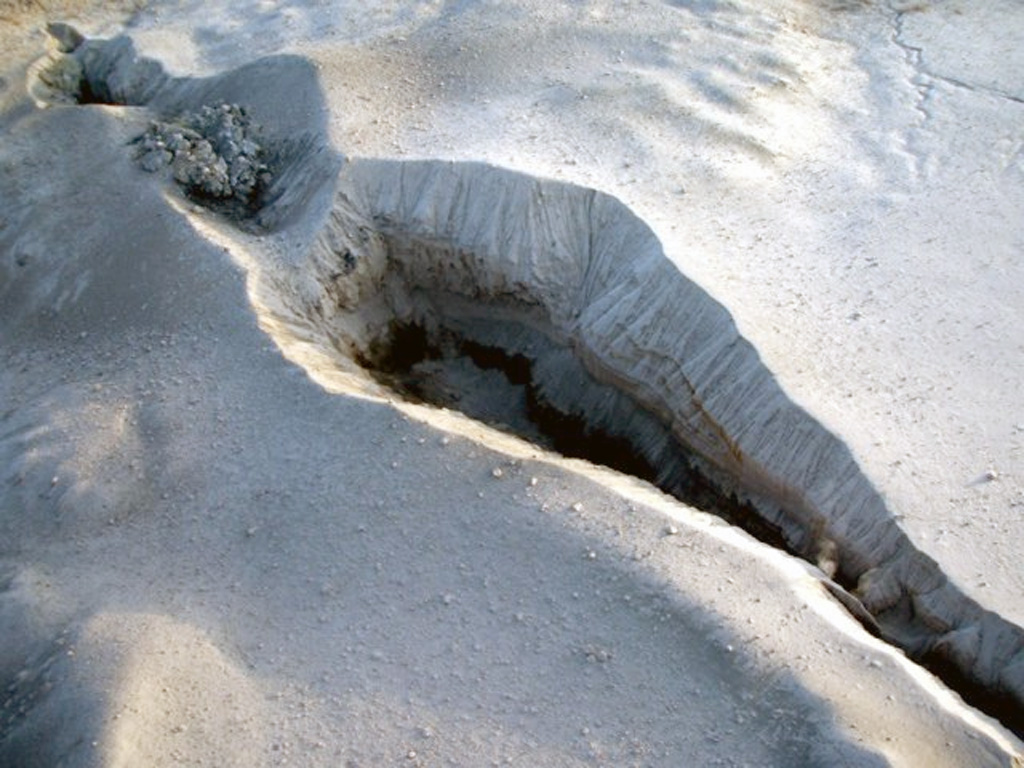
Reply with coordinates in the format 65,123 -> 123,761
359,310 -> 796,560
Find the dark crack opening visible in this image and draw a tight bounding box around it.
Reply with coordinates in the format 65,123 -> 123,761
361,318 -> 807,575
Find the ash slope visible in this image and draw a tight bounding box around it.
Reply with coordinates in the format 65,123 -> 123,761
0,10 -> 1019,768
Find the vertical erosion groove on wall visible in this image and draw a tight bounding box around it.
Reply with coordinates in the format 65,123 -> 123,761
311,159 -> 1024,735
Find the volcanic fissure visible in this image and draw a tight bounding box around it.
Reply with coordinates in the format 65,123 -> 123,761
318,159 -> 1024,737
32,27 -> 1024,737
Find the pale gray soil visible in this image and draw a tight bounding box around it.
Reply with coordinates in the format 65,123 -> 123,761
1,1 -> 1022,766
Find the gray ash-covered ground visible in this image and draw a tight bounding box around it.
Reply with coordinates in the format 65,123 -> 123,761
133,103 -> 271,215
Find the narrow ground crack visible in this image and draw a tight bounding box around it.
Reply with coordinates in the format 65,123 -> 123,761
930,72 -> 1024,105
885,3 -> 933,177
887,4 -> 1024,106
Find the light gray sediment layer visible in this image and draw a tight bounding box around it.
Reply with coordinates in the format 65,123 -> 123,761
19,30 -> 1024,733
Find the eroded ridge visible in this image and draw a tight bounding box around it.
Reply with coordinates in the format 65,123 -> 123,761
283,159 -> 1024,733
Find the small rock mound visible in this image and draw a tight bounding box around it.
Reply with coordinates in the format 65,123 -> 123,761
133,103 -> 272,213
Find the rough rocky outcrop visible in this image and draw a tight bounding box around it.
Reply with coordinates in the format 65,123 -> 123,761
133,103 -> 272,212
28,28 -> 339,230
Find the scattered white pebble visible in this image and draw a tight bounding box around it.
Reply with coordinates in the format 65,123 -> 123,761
582,646 -> 613,663
571,502 -> 584,512
664,525 -> 679,536
983,468 -> 999,481
491,467 -> 504,479
529,476 -> 538,486
440,436 -> 450,446
585,550 -> 597,560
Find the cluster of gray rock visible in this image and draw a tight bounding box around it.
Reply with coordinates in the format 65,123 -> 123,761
134,103 -> 271,206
